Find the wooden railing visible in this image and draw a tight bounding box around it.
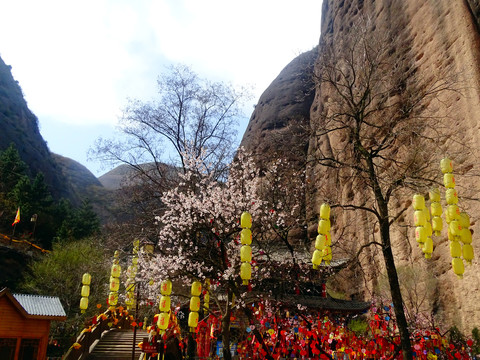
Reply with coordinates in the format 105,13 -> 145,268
63,308 -> 133,360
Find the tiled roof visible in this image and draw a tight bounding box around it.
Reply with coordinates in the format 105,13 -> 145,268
12,293 -> 66,318
274,294 -> 370,312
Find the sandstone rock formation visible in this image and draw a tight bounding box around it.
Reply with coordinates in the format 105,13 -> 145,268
241,0 -> 480,333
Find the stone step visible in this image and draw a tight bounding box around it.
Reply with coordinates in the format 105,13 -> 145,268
87,329 -> 149,360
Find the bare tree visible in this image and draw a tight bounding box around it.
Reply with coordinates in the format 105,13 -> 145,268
90,64 -> 251,238
309,18 -> 461,360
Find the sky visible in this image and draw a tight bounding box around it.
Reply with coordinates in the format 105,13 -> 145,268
0,0 -> 322,176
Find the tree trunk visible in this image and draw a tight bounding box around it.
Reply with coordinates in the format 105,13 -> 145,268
379,218 -> 413,360
221,291 -> 232,360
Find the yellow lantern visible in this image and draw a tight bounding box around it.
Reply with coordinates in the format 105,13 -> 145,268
80,297 -> 89,311
82,273 -> 92,285
445,189 -> 458,205
440,158 -> 453,174
240,245 -> 252,262
240,262 -> 252,285
449,220 -> 462,237
459,212 -> 470,229
429,188 -> 441,203
317,219 -> 330,234
423,237 -> 433,257
159,296 -> 171,312
415,227 -> 427,244
423,207 -> 431,222
241,212 -> 252,228
452,257 -> 464,278
425,222 -> 433,237
188,311 -> 199,329
160,280 -> 172,295
315,234 -> 327,250
111,264 -> 121,278
190,296 -> 201,312
240,228 -> 252,245
460,228 -> 472,244
322,246 -> 332,264
132,256 -> 138,266
450,241 -> 462,258
157,312 -> 170,330
320,203 -> 331,219
412,194 -> 425,210
430,202 -> 442,217
204,293 -> 210,310
462,244 -> 474,264
109,277 -> 120,292
191,281 -> 202,297
325,232 -> 331,246
81,285 -> 90,297
312,250 -> 323,269
447,205 -> 460,220
108,292 -> 118,306
431,216 -> 443,236
414,210 -> 426,227
443,173 -> 455,188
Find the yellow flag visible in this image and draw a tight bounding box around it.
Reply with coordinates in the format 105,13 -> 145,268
12,207 -> 20,226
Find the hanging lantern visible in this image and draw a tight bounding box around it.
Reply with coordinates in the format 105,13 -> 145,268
423,237 -> 433,259
239,212 -> 253,285
445,189 -> 458,205
240,262 -> 252,284
157,312 -> 170,331
450,241 -> 462,258
415,226 -> 427,245
452,257 -> 464,278
414,210 -> 426,227
188,311 -> 199,330
189,280 -> 202,332
240,245 -> 252,262
443,173 -> 455,188
320,203 -> 331,219
240,212 -> 252,228
111,264 -> 121,278
203,279 -> 210,311
190,296 -> 201,312
431,216 -> 443,236
240,229 -> 252,245
459,212 -> 470,229
80,297 -> 89,312
312,202 -> 332,269
157,279 -> 172,333
429,188 -> 441,203
160,280 -> 172,295
412,194 -> 425,210
462,244 -> 474,264
81,285 -> 90,297
159,296 -> 171,312
447,205 -> 460,221
108,291 -> 118,306
460,228 -> 472,244
79,272 -> 91,313
449,220 -> 462,237
109,277 -> 120,292
430,202 -> 442,217
440,158 -> 453,174
312,250 -> 323,269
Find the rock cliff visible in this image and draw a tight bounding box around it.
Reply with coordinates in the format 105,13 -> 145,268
241,0 -> 480,332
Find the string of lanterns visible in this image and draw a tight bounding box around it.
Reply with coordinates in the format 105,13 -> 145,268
189,281 -> 202,332
412,158 -> 475,278
312,203 -> 332,269
157,279 -> 172,333
240,212 -> 253,285
79,273 -> 91,313
108,250 -> 121,310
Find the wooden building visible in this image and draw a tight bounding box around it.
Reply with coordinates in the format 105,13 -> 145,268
0,288 -> 66,360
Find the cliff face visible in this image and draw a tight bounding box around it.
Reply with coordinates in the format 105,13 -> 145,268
0,56 -> 105,207
242,0 -> 480,332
